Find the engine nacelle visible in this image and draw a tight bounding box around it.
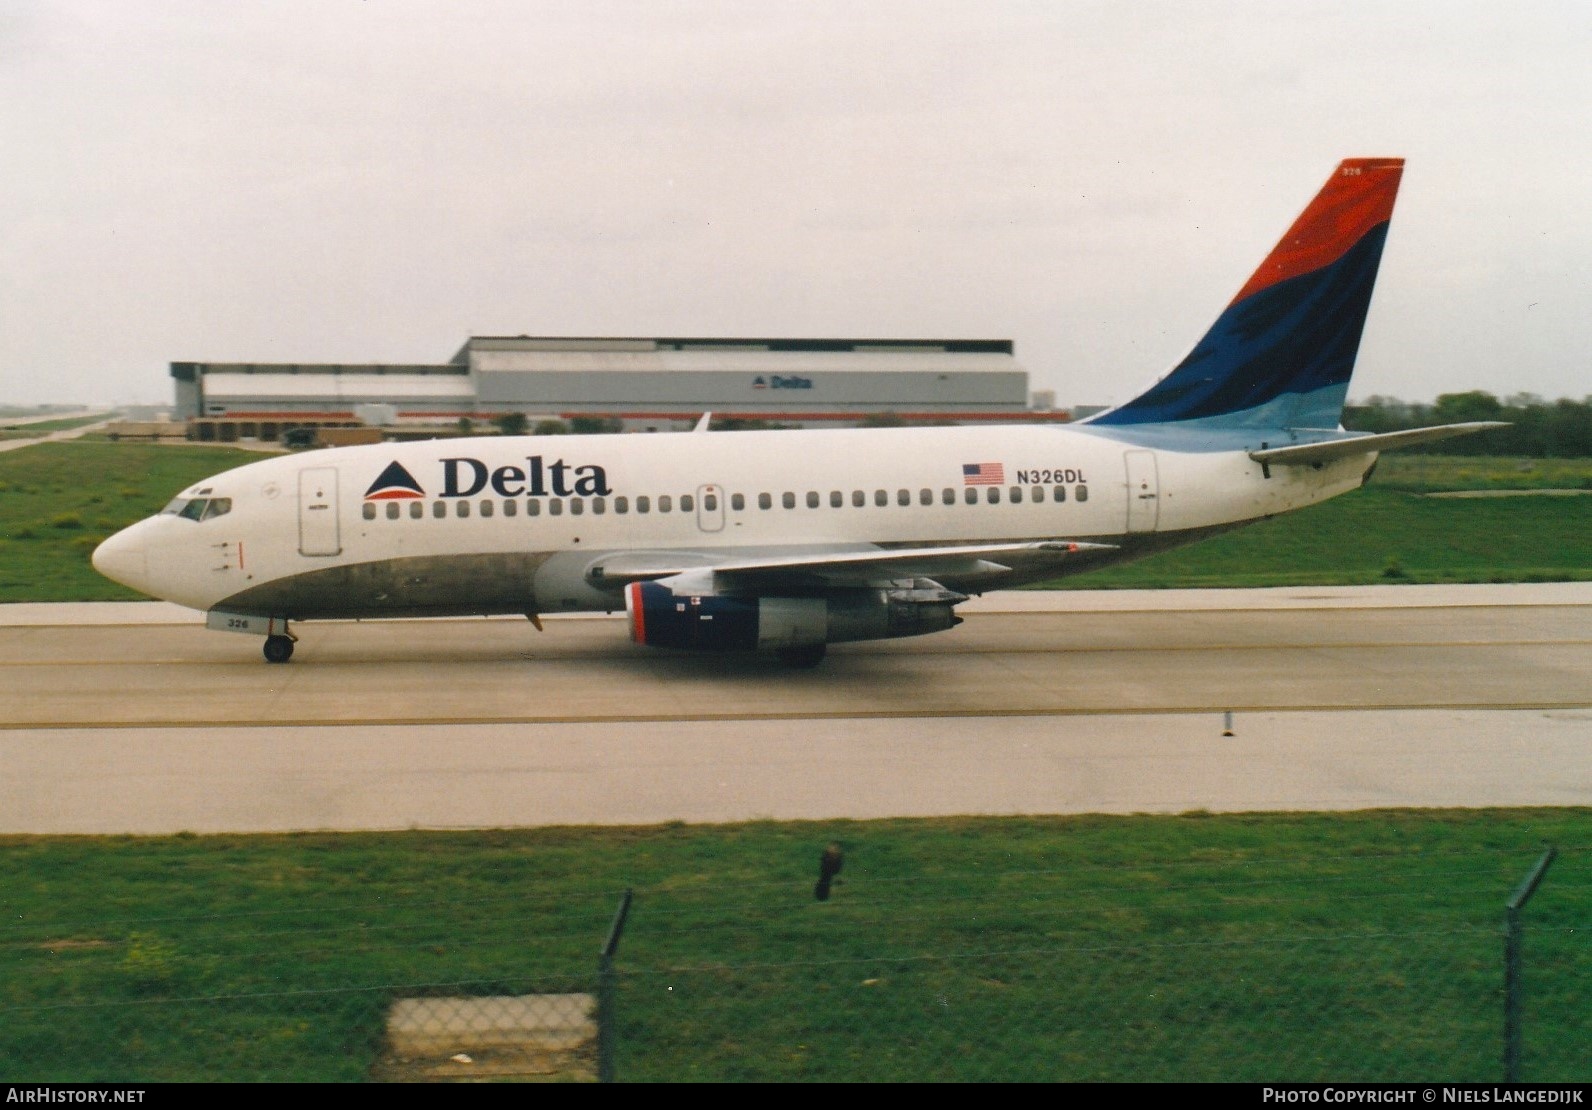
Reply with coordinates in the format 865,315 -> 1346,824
624,581 -> 963,652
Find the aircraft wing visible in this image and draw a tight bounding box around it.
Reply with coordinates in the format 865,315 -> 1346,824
586,540 -> 1115,590
1248,422 -> 1508,466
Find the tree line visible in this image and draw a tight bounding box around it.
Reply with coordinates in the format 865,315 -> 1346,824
1343,391 -> 1592,456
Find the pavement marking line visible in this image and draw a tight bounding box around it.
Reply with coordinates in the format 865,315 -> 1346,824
5,701 -> 1591,731
4,637 -> 1588,666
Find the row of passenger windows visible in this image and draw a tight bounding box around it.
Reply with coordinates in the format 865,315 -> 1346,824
361,484 -> 1089,521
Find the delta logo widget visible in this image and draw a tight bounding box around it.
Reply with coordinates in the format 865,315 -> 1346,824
363,456 -> 613,502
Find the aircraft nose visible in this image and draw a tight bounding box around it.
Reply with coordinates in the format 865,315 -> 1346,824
92,526 -> 149,591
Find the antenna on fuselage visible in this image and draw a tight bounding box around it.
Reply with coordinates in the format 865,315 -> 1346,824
693,412 -> 712,433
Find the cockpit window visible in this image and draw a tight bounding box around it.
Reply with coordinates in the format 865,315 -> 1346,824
173,497 -> 232,522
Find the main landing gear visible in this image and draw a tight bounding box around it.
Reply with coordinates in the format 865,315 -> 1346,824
264,627 -> 297,664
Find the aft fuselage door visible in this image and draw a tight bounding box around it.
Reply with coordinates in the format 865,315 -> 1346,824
298,467 -> 342,556
1124,450 -> 1159,534
696,483 -> 726,533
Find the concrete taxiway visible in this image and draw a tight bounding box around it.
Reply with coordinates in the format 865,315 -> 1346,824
1,583 -> 1588,834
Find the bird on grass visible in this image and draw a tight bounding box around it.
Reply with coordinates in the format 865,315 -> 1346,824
814,842 -> 844,901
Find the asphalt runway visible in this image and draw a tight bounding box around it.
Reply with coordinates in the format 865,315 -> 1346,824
1,583 -> 1588,834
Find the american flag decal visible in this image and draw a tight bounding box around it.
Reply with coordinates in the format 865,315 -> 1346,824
963,462 -> 1005,486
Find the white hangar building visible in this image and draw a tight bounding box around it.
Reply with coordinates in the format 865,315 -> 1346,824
172,336 -> 1065,440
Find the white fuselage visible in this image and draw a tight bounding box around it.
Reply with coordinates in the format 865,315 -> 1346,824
93,423 -> 1373,623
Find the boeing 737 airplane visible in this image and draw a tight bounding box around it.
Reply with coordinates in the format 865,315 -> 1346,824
93,157 -> 1502,666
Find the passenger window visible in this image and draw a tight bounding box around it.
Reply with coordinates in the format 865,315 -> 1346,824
592,497 -> 606,515
1076,485 -> 1088,502
681,494 -> 694,512
433,501 -> 446,519
659,495 -> 672,513
503,499 -> 517,517
1053,485 -> 1067,503
782,492 -> 795,509
363,503 -> 376,521
480,500 -> 494,518
759,492 -> 772,510
831,491 -> 843,508
1009,487 -> 1023,503
964,488 -> 978,505
637,496 -> 650,514
409,501 -> 423,519
457,501 -> 470,518
548,500 -> 563,516
615,496 -> 629,514
730,493 -> 743,511
920,489 -> 932,506
386,503 -> 400,520
851,490 -> 864,507
806,492 -> 819,509
876,490 -> 889,507
527,499 -> 541,516
986,488 -> 1000,504
898,489 -> 910,506
703,493 -> 717,511
942,488 -> 955,505
570,498 -> 584,515
1031,486 -> 1045,502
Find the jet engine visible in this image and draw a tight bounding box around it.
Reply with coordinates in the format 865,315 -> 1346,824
623,580 -> 964,656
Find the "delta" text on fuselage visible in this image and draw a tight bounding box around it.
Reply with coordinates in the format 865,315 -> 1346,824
442,456 -> 613,498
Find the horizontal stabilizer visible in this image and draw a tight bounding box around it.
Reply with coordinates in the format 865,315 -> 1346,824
1248,422 -> 1509,466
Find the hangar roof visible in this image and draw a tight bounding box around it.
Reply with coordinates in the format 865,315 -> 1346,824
451,336 -> 1014,364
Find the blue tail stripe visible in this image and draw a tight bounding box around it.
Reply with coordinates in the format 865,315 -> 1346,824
1092,222 -> 1389,428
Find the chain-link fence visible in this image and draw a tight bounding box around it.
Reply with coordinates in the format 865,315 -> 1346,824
3,923 -> 1582,1082
608,922 -> 1587,1082
1,845 -> 1584,1082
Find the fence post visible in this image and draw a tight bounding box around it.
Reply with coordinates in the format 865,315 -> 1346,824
598,889 -> 634,1083
1503,847 -> 1557,1083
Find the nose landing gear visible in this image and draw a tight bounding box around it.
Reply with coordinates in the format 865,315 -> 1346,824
264,627 -> 297,664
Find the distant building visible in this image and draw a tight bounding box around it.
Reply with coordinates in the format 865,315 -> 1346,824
172,335 -> 1069,441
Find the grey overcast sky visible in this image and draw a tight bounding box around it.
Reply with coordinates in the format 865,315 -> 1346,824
3,0 -> 1589,410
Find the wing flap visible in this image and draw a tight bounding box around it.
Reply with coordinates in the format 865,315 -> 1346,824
587,540 -> 1115,589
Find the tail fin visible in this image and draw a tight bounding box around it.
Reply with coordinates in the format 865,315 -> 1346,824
1089,157 -> 1405,430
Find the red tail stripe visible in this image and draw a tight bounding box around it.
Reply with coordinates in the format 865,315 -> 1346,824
1231,158 -> 1404,305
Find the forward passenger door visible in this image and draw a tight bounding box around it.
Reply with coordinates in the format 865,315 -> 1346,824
298,467 -> 341,556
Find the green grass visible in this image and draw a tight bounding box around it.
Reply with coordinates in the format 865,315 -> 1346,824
1,812 -> 1586,1082
0,442 -> 271,602
2,445 -> 1588,1080
1046,485 -> 1592,589
1,446 -> 1589,603
1368,453 -> 1592,493
0,413 -> 118,440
